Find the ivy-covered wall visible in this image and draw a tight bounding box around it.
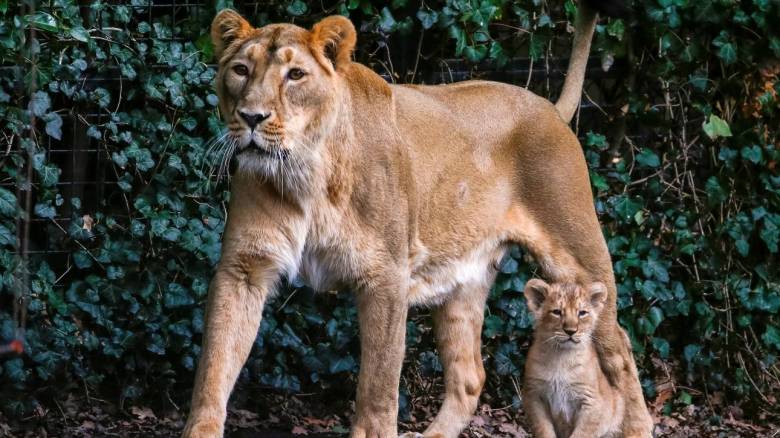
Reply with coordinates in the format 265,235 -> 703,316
1,0 -> 778,421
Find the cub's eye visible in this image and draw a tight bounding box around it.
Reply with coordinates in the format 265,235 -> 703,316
551,309 -> 562,316
232,65 -> 249,76
287,68 -> 305,80
579,310 -> 589,317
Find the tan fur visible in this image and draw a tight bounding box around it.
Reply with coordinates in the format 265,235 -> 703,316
523,280 -> 636,437
183,8 -> 653,438
556,3 -> 598,123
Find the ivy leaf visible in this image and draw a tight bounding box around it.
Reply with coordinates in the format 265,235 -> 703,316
740,145 -> 762,164
28,91 -> 51,116
69,26 -> 90,42
286,0 -> 308,16
44,112 -> 63,140
684,344 -> 701,364
463,45 -> 487,63
612,195 -> 642,224
635,149 -> 660,168
195,33 -> 214,62
34,202 -> 56,219
91,88 -> 111,108
735,239 -> 750,257
379,7 -> 396,32
717,43 -> 737,65
760,216 -> 779,253
498,255 -> 518,274
652,337 -> 670,359
483,314 -> 504,338
328,356 -> 356,373
106,266 -> 124,280
606,19 -> 625,41
25,12 -> 59,33
702,115 -> 732,140
647,306 -> 664,329
73,251 -> 93,269
38,164 -> 61,187
0,188 -> 17,216
0,224 -> 15,246
704,176 -> 727,204
417,9 -> 438,29
762,325 -> 780,351
586,132 -> 607,149
165,283 -> 194,308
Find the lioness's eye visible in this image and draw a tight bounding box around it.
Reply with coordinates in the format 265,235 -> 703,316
551,309 -> 562,316
287,68 -> 305,80
579,310 -> 588,317
232,65 -> 249,76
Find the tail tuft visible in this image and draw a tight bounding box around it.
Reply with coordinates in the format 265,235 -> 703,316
582,0 -> 630,18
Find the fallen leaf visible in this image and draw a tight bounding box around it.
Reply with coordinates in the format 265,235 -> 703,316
130,406 -> 156,421
292,425 -> 308,435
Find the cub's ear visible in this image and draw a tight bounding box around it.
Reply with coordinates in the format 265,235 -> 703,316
310,15 -> 356,72
588,282 -> 608,308
523,279 -> 549,315
211,9 -> 254,60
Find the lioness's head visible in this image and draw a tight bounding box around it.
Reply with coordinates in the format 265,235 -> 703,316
523,279 -> 607,349
210,10 -> 356,185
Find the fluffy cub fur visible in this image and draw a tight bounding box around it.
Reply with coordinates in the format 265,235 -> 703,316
523,279 -> 627,438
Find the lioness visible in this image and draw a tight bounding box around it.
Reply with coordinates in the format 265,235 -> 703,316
183,1 -> 653,437
523,279 -> 631,437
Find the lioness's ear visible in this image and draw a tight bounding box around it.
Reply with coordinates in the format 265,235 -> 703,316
211,9 -> 254,60
524,279 -> 549,315
588,282 -> 608,308
310,15 -> 356,72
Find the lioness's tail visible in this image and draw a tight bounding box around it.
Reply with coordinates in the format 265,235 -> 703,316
555,0 -> 627,123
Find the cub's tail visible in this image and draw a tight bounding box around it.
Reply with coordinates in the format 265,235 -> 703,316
555,0 -> 627,123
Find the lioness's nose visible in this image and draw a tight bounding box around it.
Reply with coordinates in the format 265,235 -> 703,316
238,110 -> 271,129
564,328 -> 577,336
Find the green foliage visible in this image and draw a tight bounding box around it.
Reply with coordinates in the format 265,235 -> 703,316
0,0 -> 778,420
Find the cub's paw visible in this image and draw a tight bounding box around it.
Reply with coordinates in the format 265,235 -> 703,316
398,433 -> 424,438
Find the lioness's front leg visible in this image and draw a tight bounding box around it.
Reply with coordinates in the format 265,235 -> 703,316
182,256 -> 278,438
183,181 -> 306,437
352,275 -> 409,438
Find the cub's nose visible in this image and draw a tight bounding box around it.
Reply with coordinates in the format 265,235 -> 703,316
238,110 -> 271,129
564,328 -> 577,336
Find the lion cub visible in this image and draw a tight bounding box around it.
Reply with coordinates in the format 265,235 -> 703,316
522,279 -> 626,438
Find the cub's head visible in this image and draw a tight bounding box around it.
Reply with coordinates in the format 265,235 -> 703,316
523,279 -> 607,349
210,10 -> 356,183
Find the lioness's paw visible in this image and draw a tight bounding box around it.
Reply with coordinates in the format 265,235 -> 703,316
181,420 -> 222,438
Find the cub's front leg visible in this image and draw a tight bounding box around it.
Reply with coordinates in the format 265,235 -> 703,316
569,400 -> 606,438
351,274 -> 409,438
522,391 -> 557,438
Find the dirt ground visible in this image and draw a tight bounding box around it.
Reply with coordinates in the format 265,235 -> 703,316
1,391 -> 777,438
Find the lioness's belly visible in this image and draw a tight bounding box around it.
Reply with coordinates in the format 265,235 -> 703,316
407,241 -> 507,306
299,239 -> 506,306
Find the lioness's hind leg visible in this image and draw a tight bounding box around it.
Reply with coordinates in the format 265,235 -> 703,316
508,118 -> 653,436
422,283 -> 489,438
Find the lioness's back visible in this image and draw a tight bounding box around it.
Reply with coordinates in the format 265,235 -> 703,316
392,80 -> 558,147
